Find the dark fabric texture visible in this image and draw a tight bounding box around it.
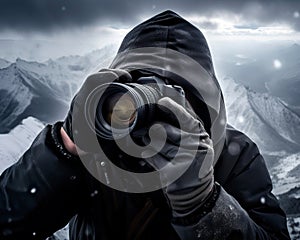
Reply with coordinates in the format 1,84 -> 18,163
0,10 -> 290,240
0,124 -> 89,239
173,126 -> 290,239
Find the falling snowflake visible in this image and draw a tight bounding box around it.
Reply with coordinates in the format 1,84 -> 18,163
237,116 -> 245,123
70,175 -> 77,180
90,190 -> 99,197
273,59 -> 282,69
30,188 -> 37,194
228,142 -> 241,156
220,118 -> 226,125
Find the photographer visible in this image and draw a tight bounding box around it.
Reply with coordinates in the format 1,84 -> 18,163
0,10 -> 290,239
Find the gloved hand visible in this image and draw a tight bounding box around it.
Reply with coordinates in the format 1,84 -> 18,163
142,97 -> 215,218
63,69 -> 132,152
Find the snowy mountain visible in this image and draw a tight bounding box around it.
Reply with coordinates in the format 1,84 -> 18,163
221,77 -> 300,154
0,45 -> 117,133
0,60 -> 70,132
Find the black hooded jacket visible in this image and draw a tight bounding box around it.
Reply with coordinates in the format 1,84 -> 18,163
0,11 -> 290,240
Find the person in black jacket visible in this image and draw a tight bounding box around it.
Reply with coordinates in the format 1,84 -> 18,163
0,10 -> 290,240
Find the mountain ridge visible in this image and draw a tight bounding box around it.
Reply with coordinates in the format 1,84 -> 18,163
0,46 -> 118,133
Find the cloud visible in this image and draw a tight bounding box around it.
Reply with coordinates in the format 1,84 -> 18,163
0,0 -> 300,32
234,25 -> 259,30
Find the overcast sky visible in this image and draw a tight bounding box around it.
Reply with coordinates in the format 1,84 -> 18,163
0,0 -> 300,61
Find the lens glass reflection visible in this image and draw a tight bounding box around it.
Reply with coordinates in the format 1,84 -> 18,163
102,93 -> 136,128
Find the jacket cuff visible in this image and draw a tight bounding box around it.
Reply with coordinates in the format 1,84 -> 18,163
171,186 -> 260,240
171,182 -> 221,226
46,122 -> 79,162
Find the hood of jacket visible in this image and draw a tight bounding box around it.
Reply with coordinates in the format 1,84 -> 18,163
110,10 -> 226,163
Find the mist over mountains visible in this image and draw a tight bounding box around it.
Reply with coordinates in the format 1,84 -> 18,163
214,42 -> 300,113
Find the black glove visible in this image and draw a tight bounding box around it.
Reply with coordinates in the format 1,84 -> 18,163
142,97 -> 215,218
63,69 -> 132,152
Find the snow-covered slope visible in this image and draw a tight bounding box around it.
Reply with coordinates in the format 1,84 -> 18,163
221,77 -> 300,153
249,91 -> 300,146
0,60 -> 70,132
0,117 -> 44,174
272,153 -> 300,195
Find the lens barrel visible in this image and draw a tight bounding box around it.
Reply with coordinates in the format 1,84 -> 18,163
85,82 -> 162,140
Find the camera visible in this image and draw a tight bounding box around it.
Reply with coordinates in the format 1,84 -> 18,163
85,76 -> 185,140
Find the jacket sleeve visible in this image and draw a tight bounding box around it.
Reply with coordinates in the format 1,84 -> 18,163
171,151 -> 290,239
0,123 -> 89,240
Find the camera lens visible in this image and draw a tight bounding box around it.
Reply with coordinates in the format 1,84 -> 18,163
102,92 -> 137,128
85,82 -> 161,140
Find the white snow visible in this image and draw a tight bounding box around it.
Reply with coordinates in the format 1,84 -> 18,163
287,217 -> 300,240
260,197 -> 266,204
30,188 -> 37,194
0,117 -> 44,174
249,91 -> 300,145
220,77 -> 265,147
272,153 -> 300,195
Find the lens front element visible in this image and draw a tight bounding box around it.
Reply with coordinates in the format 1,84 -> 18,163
103,93 -> 137,128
